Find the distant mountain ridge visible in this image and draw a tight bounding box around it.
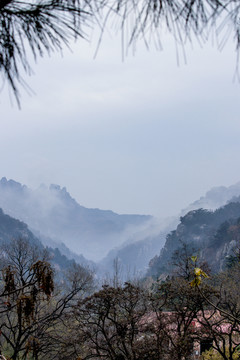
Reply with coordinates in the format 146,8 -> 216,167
182,182 -> 240,214
0,207 -> 85,277
100,181 -> 240,279
99,218 -> 175,280
2,177 -> 240,276
0,178 -> 152,261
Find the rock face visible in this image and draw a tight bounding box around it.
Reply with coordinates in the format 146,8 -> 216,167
147,202 -> 240,278
144,180 -> 240,279
0,178 -> 152,261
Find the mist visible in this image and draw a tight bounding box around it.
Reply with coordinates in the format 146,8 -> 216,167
0,177 -> 153,261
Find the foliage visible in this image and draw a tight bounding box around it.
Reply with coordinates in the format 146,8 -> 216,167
189,262 -> 240,360
202,347 -> 240,360
148,202 -> 240,278
190,266 -> 209,287
0,0 -> 95,105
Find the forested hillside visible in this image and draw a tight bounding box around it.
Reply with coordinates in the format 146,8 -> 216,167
148,201 -> 240,278
0,207 -> 87,276
1,184 -> 240,359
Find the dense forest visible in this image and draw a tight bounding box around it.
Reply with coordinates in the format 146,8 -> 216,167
148,202 -> 240,278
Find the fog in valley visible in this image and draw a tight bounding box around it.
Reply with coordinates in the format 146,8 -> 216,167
1,2 -> 240,359
1,177 -> 240,280
1,11 -> 240,278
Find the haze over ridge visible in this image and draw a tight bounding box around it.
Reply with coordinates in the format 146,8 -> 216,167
0,177 -> 153,261
1,176 -> 240,265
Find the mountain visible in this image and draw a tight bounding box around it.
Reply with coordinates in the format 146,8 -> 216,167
0,207 -> 84,276
99,217 -> 175,280
2,177 -> 240,275
0,178 -> 152,261
32,230 -> 94,269
0,207 -> 41,246
182,182 -> 240,214
145,181 -> 240,279
100,181 -> 240,279
99,234 -> 166,280
147,201 -> 240,279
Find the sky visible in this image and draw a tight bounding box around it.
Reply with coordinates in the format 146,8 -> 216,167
0,25 -> 240,218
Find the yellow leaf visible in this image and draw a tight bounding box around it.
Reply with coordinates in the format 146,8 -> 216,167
194,268 -> 202,276
190,276 -> 201,287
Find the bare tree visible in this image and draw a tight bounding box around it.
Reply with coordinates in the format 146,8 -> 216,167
194,263 -> 240,360
151,276 -> 211,360
61,279 -> 205,360
0,238 -> 94,360
64,282 -> 164,360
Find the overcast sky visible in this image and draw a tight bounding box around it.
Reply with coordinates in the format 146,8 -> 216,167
1,27 -> 240,218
